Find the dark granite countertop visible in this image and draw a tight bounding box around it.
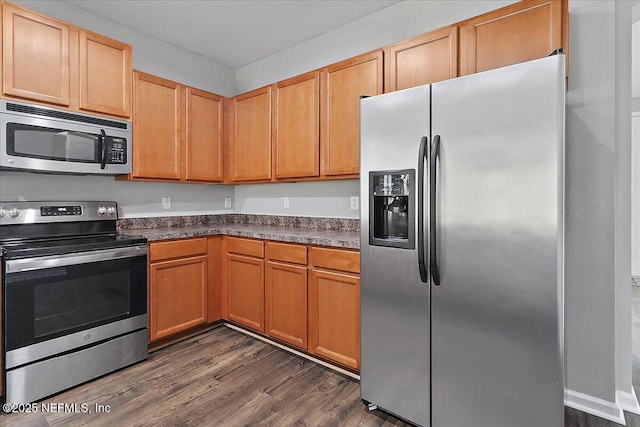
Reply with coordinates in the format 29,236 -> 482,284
119,215 -> 360,249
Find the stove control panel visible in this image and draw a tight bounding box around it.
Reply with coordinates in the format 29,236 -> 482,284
0,201 -> 118,225
41,205 -> 83,216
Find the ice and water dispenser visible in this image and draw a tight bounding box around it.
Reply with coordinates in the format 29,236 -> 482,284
369,169 -> 415,249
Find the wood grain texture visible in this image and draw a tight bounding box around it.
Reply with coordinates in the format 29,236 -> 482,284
384,26 -> 457,92
273,70 -> 320,179
149,238 -> 207,262
78,29 -> 132,118
0,327 -> 413,426
321,50 -> 382,176
1,325 -> 625,426
310,246 -> 360,274
226,236 -> 264,258
308,269 -> 360,369
2,3 -> 71,106
185,87 -> 223,182
467,0 -> 564,74
132,71 -> 183,180
265,241 -> 307,265
229,86 -> 272,182
227,254 -> 265,333
207,236 -> 224,322
149,255 -> 208,341
265,260 -> 308,350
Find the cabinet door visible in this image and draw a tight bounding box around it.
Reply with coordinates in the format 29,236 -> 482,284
273,71 -> 320,179
132,71 -> 183,180
185,87 -> 223,182
2,4 -> 71,106
78,30 -> 132,118
321,51 -> 382,176
308,268 -> 360,369
385,26 -> 457,92
265,261 -> 308,349
227,254 -> 265,332
467,0 -> 565,74
229,86 -> 272,182
149,255 -> 208,341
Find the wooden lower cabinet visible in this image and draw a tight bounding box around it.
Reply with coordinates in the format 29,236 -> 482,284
265,260 -> 308,349
148,238 -> 208,343
227,253 -> 265,333
149,255 -> 207,341
308,268 -> 360,370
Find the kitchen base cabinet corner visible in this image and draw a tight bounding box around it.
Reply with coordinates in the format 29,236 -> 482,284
148,238 -> 208,343
225,237 -> 265,333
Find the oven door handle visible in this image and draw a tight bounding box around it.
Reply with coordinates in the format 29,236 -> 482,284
5,245 -> 148,273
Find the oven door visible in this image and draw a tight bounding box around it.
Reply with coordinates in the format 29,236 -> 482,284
3,245 -> 147,369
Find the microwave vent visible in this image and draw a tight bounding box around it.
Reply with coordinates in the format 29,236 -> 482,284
5,103 -> 128,130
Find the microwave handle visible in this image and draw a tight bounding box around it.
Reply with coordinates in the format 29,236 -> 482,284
99,129 -> 107,169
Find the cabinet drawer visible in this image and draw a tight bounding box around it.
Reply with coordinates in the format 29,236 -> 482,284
309,247 -> 359,274
266,242 -> 307,265
226,237 -> 264,258
149,238 -> 208,262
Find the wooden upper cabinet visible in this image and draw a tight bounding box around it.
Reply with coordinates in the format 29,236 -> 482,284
321,51 -> 382,176
78,30 -> 132,117
273,71 -> 320,179
385,26 -> 457,92
229,86 -> 272,182
185,87 -> 223,182
132,71 -> 182,180
2,3 -> 71,106
466,0 -> 565,74
1,3 -> 132,118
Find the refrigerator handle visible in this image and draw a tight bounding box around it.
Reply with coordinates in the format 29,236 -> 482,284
430,135 -> 441,285
417,135 -> 429,283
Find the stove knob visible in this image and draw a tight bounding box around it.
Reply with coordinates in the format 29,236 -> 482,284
8,207 -> 20,218
97,206 -> 107,215
0,208 -> 5,218
107,206 -> 116,215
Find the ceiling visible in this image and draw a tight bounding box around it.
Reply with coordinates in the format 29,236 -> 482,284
63,0 -> 400,69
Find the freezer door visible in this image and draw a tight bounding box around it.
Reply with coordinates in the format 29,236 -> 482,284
360,85 -> 431,427
430,55 -> 565,427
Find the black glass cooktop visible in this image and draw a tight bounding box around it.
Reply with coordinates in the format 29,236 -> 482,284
1,234 -> 147,259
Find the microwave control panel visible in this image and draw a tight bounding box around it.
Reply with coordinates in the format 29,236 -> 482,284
108,138 -> 127,164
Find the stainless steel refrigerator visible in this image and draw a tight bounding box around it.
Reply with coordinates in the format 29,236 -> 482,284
360,54 -> 565,427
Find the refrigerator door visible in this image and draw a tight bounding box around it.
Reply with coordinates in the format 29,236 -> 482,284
430,55 -> 565,427
360,85 -> 431,427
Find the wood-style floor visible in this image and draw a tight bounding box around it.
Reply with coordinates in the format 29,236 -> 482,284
5,284 -> 640,427
0,326 -> 410,427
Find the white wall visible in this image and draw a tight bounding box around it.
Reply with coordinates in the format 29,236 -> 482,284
0,172 -> 234,218
632,5 -> 640,277
234,180 -> 359,218
561,2 -> 636,421
13,0 -> 235,96
634,113 -> 640,276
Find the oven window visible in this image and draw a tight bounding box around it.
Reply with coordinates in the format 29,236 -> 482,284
4,255 -> 147,351
34,271 -> 130,338
7,123 -> 99,162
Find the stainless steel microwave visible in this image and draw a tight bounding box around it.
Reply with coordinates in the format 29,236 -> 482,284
0,100 -> 132,175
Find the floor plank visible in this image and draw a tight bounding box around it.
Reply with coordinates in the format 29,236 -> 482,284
4,312 -> 640,426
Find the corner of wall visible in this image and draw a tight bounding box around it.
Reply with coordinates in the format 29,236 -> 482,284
565,389 -> 626,425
